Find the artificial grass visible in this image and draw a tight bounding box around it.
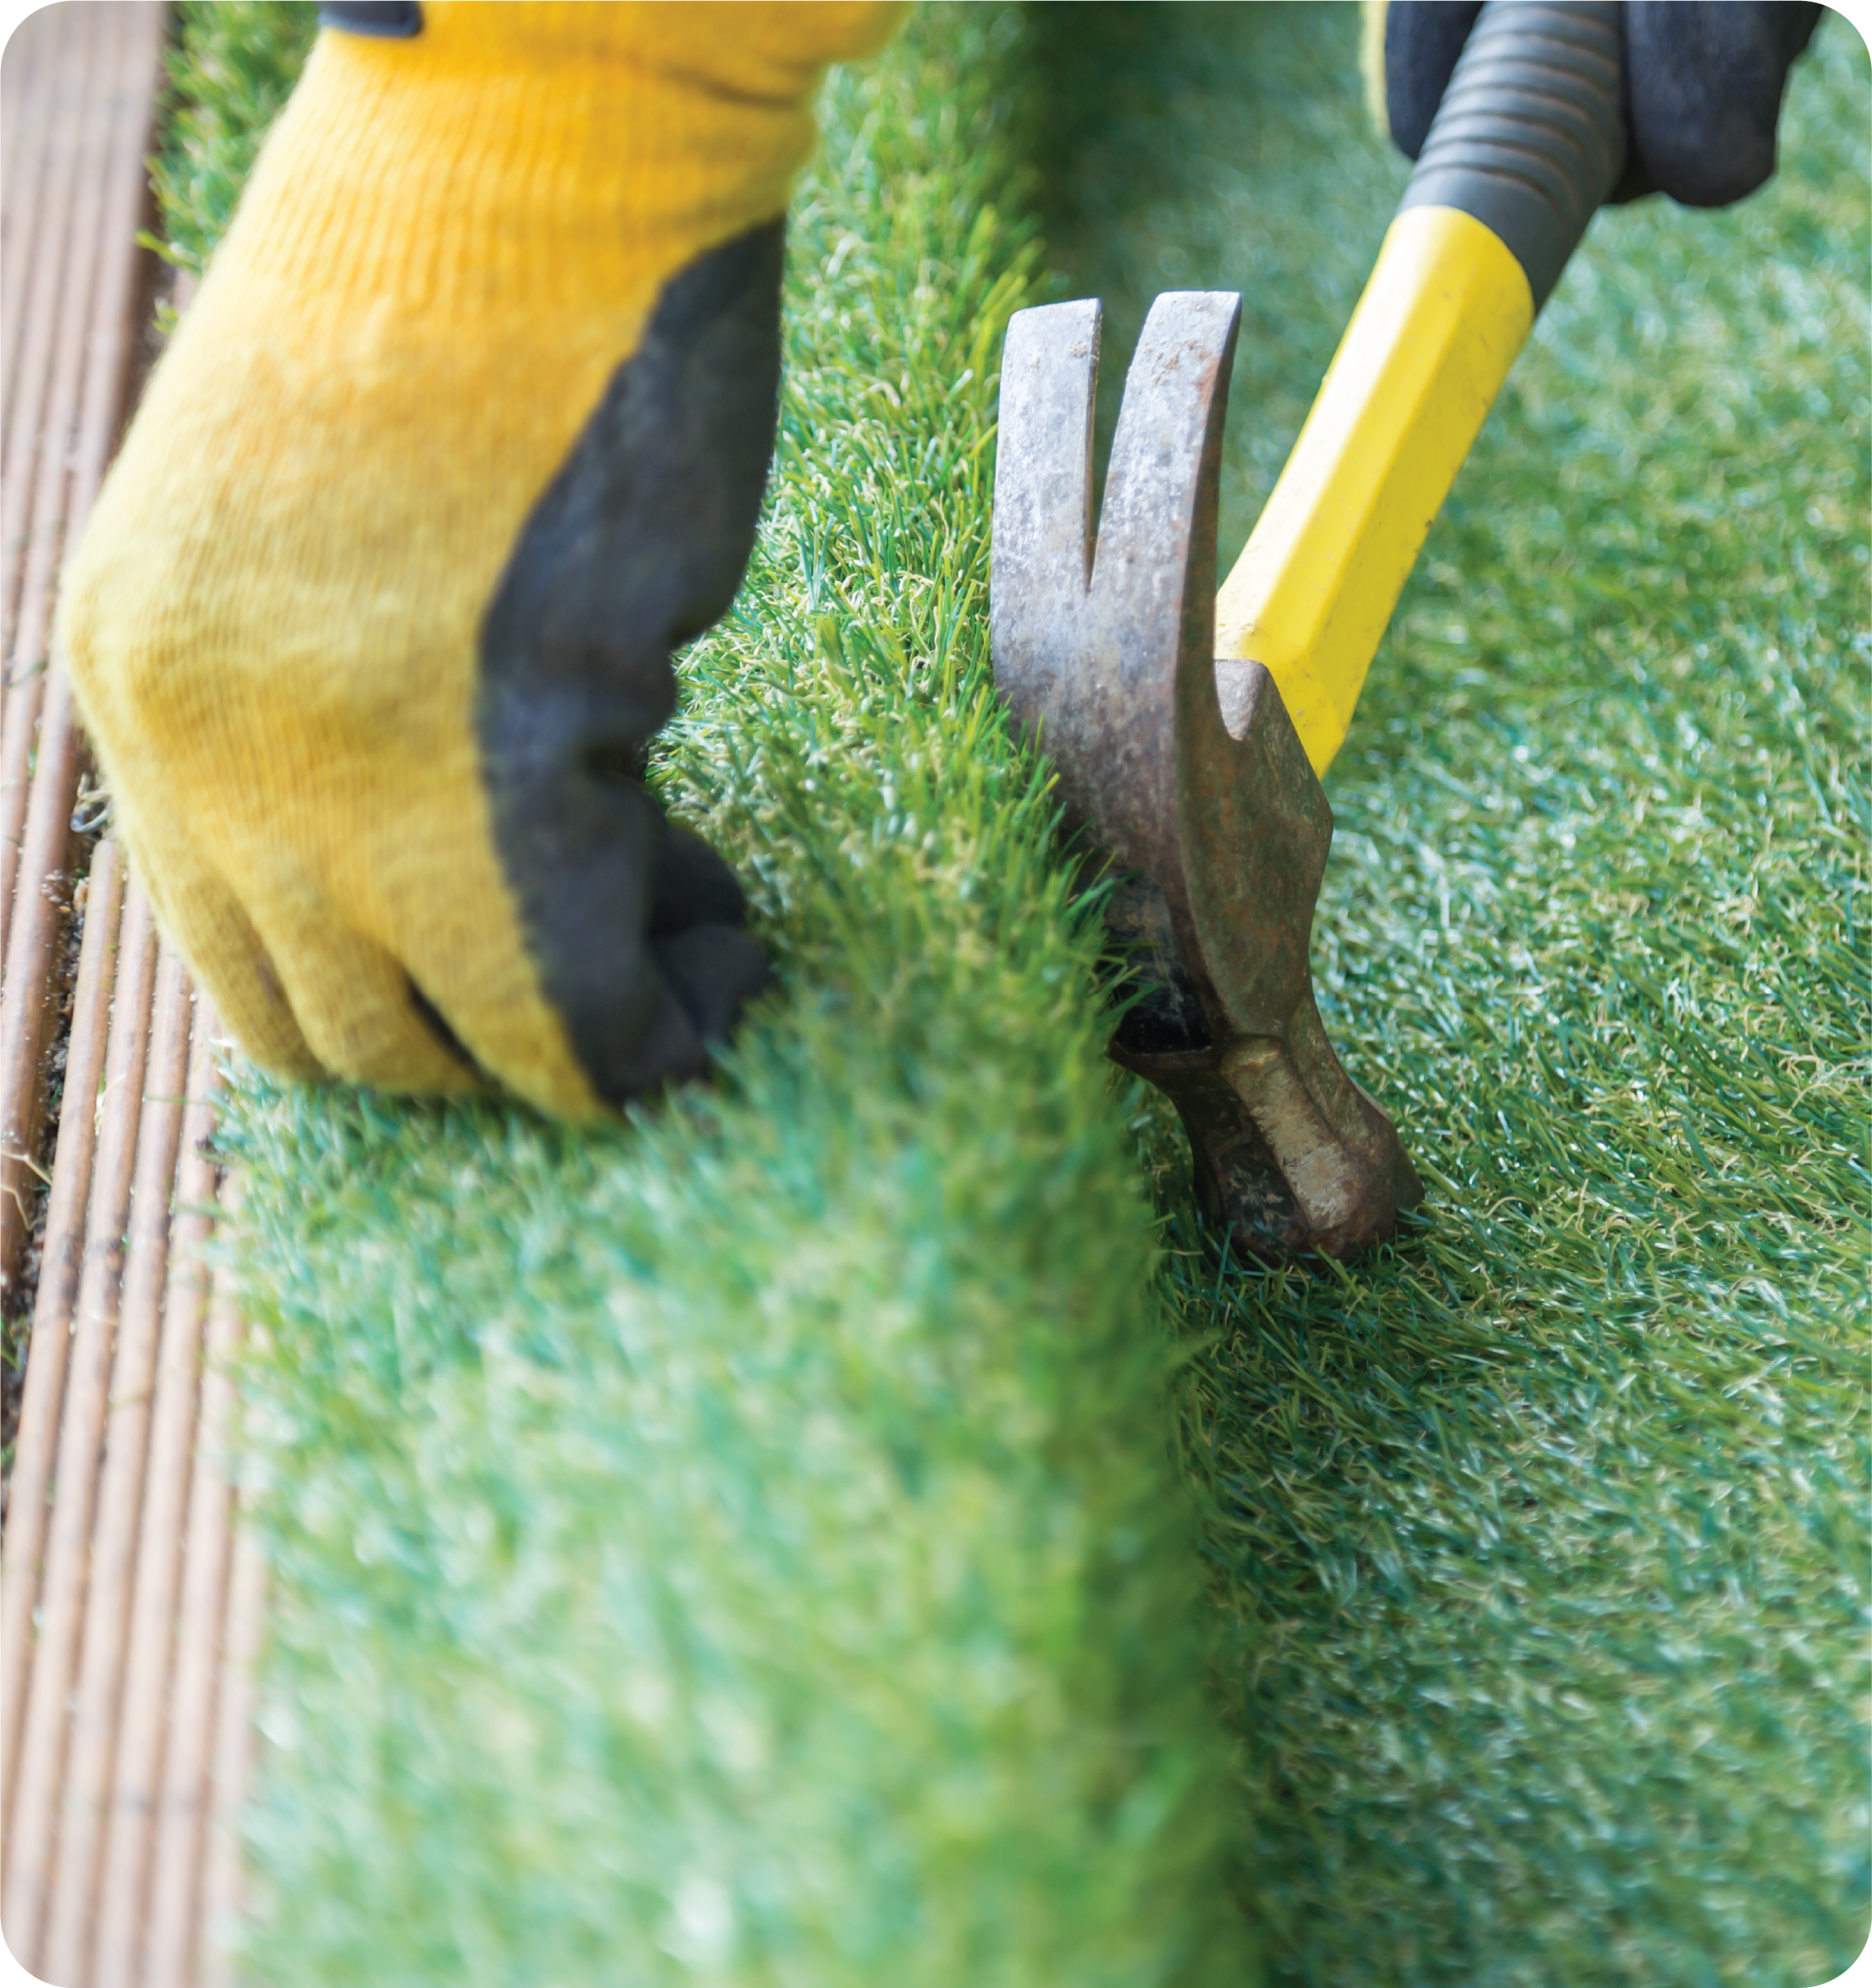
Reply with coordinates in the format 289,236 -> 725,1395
1032,8 -> 1869,1982
177,7 -> 1250,1985
151,5 -> 1868,1986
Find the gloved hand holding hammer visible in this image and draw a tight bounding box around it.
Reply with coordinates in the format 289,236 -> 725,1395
1377,2 -> 1821,213
996,0 -> 1824,1257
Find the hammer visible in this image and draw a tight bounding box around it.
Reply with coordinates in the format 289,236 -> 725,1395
990,1 -> 1626,1259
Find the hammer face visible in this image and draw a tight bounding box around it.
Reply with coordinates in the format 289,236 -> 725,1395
991,295 -> 1424,1261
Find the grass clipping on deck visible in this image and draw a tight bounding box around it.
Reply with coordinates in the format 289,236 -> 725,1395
201,8 -> 1251,1986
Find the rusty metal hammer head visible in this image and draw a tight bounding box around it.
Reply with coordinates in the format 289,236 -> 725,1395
990,293 -> 1423,1260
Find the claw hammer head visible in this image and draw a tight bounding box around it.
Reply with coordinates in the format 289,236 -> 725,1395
990,294 -> 1423,1260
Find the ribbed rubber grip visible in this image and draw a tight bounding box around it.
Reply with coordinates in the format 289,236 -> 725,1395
1396,0 -> 1624,311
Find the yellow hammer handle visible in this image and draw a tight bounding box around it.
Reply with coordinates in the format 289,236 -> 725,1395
1215,208 -> 1532,777
1218,0 -> 1627,776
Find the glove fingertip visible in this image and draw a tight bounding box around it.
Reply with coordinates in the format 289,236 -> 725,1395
649,815 -> 750,936
651,924 -> 772,1050
1382,0 -> 1486,161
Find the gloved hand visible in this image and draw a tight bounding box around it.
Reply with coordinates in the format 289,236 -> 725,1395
1374,0 -> 1822,207
58,0 -> 902,1118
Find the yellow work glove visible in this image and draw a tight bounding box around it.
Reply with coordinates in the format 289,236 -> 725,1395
58,0 -> 903,1117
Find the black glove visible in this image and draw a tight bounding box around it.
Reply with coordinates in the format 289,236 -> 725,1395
1382,1 -> 1823,209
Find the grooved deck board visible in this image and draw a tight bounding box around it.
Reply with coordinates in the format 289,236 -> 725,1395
1,11 -> 262,1985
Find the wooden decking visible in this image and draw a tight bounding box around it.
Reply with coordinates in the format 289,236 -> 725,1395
2,9 -> 261,1984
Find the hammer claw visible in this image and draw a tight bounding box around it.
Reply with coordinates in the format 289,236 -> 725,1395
992,294 -> 1424,1262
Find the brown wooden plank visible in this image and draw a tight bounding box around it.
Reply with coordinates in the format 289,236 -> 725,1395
0,3 -> 98,672
41,947 -> 194,1985
0,0 -> 170,1296
1,879 -> 158,1969
0,838 -> 125,1806
1,0 -> 113,944
1,8 -> 65,558
92,997 -> 223,1988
